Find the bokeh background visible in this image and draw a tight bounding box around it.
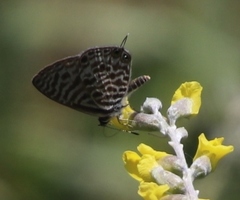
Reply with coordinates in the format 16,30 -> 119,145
1,1 -> 240,199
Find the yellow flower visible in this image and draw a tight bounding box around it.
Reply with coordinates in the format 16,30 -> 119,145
122,152 -> 157,182
138,182 -> 169,200
109,98 -> 136,131
193,133 -> 234,170
171,81 -> 202,115
122,144 -> 170,182
122,151 -> 143,181
138,143 -> 169,160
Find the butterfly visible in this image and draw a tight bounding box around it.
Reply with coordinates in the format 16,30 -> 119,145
32,35 -> 150,126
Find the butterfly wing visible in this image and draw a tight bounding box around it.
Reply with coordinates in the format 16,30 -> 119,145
32,47 -> 132,118
89,47 -> 131,109
32,54 -> 108,116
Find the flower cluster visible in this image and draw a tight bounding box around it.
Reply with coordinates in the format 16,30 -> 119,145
115,81 -> 234,200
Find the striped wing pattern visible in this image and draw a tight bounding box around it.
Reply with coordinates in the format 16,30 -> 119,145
32,38 -> 150,125
32,46 -> 132,118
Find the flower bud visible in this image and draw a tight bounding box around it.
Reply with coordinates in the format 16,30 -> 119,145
190,155 -> 212,179
151,166 -> 185,193
141,97 -> 162,114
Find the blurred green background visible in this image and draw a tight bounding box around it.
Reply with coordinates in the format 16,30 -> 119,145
1,1 -> 240,199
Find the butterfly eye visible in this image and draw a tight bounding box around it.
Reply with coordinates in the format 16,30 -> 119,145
121,52 -> 131,63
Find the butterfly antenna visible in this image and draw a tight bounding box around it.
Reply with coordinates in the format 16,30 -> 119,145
120,33 -> 129,48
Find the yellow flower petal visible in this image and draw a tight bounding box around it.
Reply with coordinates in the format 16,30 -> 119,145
137,143 -> 170,160
138,182 -> 169,200
123,144 -> 172,182
137,155 -> 158,182
193,133 -> 234,170
171,81 -> 203,115
122,151 -> 142,181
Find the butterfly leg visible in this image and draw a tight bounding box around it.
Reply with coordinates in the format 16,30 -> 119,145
127,75 -> 151,96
